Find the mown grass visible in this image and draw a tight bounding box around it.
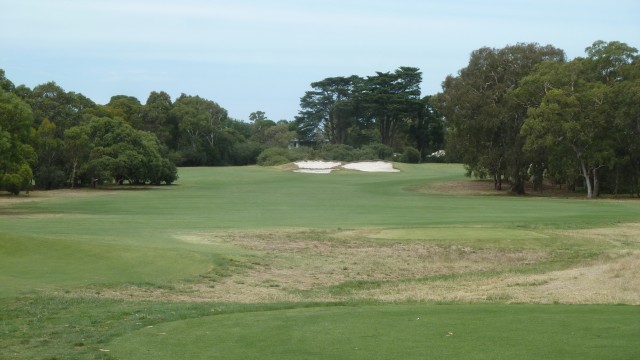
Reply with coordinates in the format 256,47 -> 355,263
110,304 -> 640,360
1,163 -> 639,359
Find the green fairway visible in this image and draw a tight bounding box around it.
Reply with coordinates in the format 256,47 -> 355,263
1,164 -> 639,359
110,304 -> 640,360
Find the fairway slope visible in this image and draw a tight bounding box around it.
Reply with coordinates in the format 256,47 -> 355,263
1,164 -> 640,359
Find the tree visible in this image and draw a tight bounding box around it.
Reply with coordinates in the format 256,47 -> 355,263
141,91 -> 175,148
524,82 -> 612,198
68,117 -> 177,185
522,41 -> 639,198
0,69 -> 15,92
0,89 -> 35,194
103,95 -> 143,129
33,118 -> 66,189
249,111 -> 276,145
403,96 -> 445,159
436,43 -> 565,192
297,76 -> 361,145
356,67 -> 423,147
64,125 -> 91,188
610,68 -> 640,195
26,82 -> 95,134
171,94 -> 229,165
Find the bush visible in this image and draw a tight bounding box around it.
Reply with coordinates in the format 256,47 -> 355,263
401,147 -> 421,163
2,173 -> 22,195
231,141 -> 262,165
361,143 -> 394,161
257,147 -> 290,166
318,144 -> 356,162
287,146 -> 313,162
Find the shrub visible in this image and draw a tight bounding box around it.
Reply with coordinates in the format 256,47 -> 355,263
257,147 -> 290,166
362,143 -> 394,160
287,146 -> 313,162
2,173 -> 22,195
319,144 -> 356,162
231,141 -> 262,165
401,147 -> 421,163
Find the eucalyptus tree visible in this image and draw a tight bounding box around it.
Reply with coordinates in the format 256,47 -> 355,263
0,69 -> 15,92
33,118 -> 66,189
103,95 -> 143,129
66,116 -> 177,186
141,91 -> 175,148
171,94 -> 229,165
436,43 -> 565,192
26,82 -> 96,135
0,89 -> 35,194
522,41 -> 639,198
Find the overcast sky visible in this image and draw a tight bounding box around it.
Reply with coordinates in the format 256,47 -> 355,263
1,0 -> 638,121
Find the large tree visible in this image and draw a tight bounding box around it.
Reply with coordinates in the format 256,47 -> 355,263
171,94 -> 229,165
141,91 -> 175,148
26,82 -> 96,135
436,43 -> 565,192
297,76 -> 361,145
67,117 -> 177,186
33,118 -> 66,189
356,67 -> 423,147
0,89 -> 35,194
522,41 -> 639,198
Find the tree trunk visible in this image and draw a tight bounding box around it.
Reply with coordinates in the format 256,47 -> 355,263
579,160 -> 593,198
510,178 -> 526,195
70,159 -> 77,189
592,167 -> 600,198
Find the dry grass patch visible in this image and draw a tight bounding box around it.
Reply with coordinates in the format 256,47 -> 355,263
164,229 -> 548,302
357,251 -> 640,304
56,225 -> 640,304
411,178 -> 579,197
410,180 -> 499,195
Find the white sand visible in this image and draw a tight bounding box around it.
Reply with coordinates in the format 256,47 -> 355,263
293,169 -> 334,174
342,161 -> 400,172
293,160 -> 399,173
294,161 -> 342,169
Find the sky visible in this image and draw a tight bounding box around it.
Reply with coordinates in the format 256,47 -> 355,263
1,0 -> 638,121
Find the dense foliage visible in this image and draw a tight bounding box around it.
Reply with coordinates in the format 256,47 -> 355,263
1,40 -> 638,197
436,41 -> 640,197
295,67 -> 445,157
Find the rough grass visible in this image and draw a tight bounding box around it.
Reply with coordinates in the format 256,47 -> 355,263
51,224 -> 640,305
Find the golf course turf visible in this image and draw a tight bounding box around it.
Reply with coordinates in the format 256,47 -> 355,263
1,164 -> 639,359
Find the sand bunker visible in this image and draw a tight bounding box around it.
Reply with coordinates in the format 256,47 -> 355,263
293,161 -> 399,173
342,161 -> 399,173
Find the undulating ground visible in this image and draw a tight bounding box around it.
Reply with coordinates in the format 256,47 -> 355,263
1,163 -> 639,359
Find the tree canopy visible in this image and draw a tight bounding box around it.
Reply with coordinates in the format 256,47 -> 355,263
437,40 -> 639,197
1,39 -> 638,198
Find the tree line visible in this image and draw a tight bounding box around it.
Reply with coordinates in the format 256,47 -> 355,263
0,65 -> 445,194
1,40 -> 638,197
435,40 -> 640,198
